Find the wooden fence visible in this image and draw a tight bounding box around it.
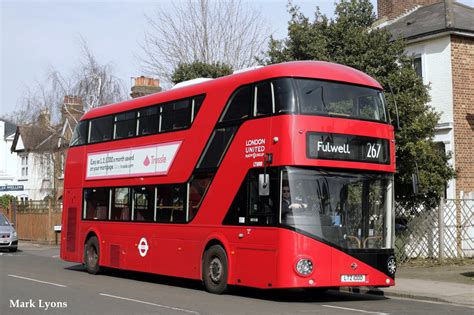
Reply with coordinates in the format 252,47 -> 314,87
3,200 -> 63,245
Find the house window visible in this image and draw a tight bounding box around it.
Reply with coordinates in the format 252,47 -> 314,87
40,154 -> 52,177
20,154 -> 29,177
413,56 -> 422,79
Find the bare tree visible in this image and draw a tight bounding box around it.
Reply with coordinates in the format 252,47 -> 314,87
74,37 -> 127,112
6,71 -> 72,124
6,37 -> 126,124
139,0 -> 270,80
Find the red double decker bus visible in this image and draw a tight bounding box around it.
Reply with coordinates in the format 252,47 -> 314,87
60,61 -> 396,294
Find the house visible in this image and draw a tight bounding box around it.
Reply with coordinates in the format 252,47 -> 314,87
377,0 -> 474,199
10,96 -> 84,201
0,119 -> 25,199
8,76 -> 162,201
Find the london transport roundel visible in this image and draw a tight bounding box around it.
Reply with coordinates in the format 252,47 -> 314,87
138,237 -> 149,257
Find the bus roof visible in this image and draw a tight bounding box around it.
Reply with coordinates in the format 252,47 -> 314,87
82,61 -> 382,120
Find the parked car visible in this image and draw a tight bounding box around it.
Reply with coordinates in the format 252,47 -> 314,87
0,213 -> 18,252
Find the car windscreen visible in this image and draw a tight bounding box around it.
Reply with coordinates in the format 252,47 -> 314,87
0,214 -> 10,226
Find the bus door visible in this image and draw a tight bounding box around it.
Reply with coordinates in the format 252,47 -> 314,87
231,169 -> 280,288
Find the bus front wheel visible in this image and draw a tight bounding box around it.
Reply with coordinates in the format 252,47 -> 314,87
203,245 -> 228,294
84,236 -> 101,274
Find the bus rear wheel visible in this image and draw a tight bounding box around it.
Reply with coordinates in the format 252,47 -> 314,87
203,245 -> 228,294
84,236 -> 101,274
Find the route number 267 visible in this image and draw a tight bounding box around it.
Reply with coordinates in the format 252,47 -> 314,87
366,143 -> 381,159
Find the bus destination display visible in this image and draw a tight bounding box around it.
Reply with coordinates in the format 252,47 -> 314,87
306,132 -> 389,164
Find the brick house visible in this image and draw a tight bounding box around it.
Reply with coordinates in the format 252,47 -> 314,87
10,96 -> 84,201
377,0 -> 474,199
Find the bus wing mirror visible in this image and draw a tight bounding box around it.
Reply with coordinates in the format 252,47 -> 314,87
259,174 -> 270,196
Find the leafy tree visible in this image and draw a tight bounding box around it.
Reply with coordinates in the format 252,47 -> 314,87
262,0 -> 455,210
171,61 -> 233,84
0,194 -> 15,210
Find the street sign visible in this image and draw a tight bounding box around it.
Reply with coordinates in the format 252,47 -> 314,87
0,185 -> 24,192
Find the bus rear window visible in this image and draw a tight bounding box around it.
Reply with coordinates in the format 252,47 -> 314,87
70,121 -> 88,147
295,79 -> 388,123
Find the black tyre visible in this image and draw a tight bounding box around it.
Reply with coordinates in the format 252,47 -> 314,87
84,236 -> 100,274
8,247 -> 17,253
202,245 -> 228,294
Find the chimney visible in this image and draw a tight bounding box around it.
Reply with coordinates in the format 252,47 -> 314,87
130,76 -> 162,98
377,0 -> 441,20
38,109 -> 51,129
62,95 -> 84,123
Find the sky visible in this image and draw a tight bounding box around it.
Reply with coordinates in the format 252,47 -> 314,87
0,0 -> 472,118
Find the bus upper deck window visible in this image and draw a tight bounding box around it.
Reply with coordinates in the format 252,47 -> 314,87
220,85 -> 251,122
161,99 -> 191,132
70,121 -> 88,146
138,106 -> 159,136
255,82 -> 273,117
273,78 -> 296,114
114,111 -> 137,140
171,99 -> 191,130
89,116 -> 113,143
192,95 -> 205,121
295,78 -> 388,123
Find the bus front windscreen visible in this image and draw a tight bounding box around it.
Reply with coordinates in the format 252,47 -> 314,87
295,79 -> 388,123
281,167 -> 394,250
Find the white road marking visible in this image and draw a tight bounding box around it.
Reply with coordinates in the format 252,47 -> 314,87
100,293 -> 200,314
322,305 -> 389,314
52,255 -> 60,258
8,274 -> 67,288
388,296 -> 474,309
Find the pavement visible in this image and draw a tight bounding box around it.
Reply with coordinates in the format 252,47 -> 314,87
383,260 -> 473,306
347,260 -> 474,306
15,241 -> 474,306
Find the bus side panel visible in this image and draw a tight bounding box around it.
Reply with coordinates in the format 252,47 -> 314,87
274,229 -> 394,288
61,146 -> 86,263
60,187 -> 84,263
276,230 -> 333,288
222,227 -> 278,288
330,248 -> 394,287
96,224 -> 202,280
148,228 -> 202,279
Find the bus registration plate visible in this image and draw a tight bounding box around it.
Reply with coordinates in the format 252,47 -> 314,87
340,274 -> 366,282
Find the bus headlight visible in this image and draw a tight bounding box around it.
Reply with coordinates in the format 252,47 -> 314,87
295,258 -> 313,276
